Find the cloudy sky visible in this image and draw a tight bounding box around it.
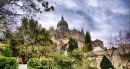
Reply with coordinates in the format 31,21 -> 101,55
36,0 -> 130,48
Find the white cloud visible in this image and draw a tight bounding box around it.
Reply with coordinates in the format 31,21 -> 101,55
86,0 -> 98,7
34,0 -> 129,48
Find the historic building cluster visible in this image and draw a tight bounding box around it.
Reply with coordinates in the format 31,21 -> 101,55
49,15 -> 103,48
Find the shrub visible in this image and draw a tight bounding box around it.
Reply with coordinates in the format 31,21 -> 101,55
27,58 -> 58,69
69,49 -> 83,61
53,53 -> 70,69
100,56 -> 114,69
0,44 -> 13,57
0,57 -> 18,69
41,59 -> 58,69
27,58 -> 41,69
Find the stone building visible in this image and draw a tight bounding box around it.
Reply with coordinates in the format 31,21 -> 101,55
91,39 -> 104,49
49,15 -> 103,49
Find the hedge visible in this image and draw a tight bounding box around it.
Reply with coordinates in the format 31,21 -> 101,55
27,58 -> 59,69
0,57 -> 18,69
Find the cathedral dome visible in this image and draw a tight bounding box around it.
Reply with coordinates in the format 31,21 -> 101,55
57,15 -> 68,26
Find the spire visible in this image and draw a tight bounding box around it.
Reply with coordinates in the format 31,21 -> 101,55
129,22 -> 130,31
81,27 -> 84,34
61,14 -> 64,20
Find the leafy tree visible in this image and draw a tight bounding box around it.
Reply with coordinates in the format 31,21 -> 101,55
83,31 -> 92,52
69,49 -> 83,61
27,58 -> 58,69
0,57 -> 18,69
100,56 -> 114,69
0,0 -> 54,38
15,17 -> 52,59
0,0 -> 54,21
17,17 -> 52,46
3,44 -> 13,57
68,37 -> 78,52
53,52 -> 70,69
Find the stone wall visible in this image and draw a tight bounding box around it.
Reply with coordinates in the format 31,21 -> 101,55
91,48 -> 130,68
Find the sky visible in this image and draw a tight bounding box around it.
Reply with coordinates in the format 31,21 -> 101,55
6,0 -> 128,48
35,0 -> 130,48
0,0 -> 129,48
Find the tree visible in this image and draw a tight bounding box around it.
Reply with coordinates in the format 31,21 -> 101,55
17,17 -> 52,46
53,52 -> 70,69
3,44 -> 13,57
0,0 -> 54,36
0,0 -> 54,21
100,56 -> 114,69
68,37 -> 78,52
6,17 -> 53,62
108,30 -> 130,56
83,31 -> 92,52
125,30 -> 130,43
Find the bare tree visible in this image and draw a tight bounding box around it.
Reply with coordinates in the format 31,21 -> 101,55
107,30 -> 130,67
108,30 -> 130,56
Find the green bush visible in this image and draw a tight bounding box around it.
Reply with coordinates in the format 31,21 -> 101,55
27,58 -> 58,69
100,56 -> 114,69
41,59 -> 58,69
0,57 -> 18,69
0,44 -> 13,57
69,49 -> 83,61
53,53 -> 70,69
27,58 -> 41,69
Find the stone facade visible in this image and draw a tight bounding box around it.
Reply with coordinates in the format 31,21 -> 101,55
91,39 -> 104,49
91,47 -> 130,68
49,15 -> 85,43
49,15 -> 103,49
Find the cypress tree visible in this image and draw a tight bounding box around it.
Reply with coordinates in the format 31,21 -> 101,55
100,56 -> 114,69
68,37 -> 78,52
83,31 -> 92,52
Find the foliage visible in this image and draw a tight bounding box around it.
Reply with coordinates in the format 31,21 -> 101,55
0,0 -> 54,38
15,17 -> 52,59
68,49 -> 84,69
68,37 -> 78,52
17,17 -> 53,46
3,44 -> 13,57
27,58 -> 58,69
83,43 -> 92,52
40,46 -> 56,57
72,58 -> 98,69
53,52 -> 70,69
27,58 -> 41,69
0,44 -> 13,57
100,56 -> 114,69
83,31 -> 92,52
41,59 -> 58,69
0,57 -> 18,69
69,49 -> 83,61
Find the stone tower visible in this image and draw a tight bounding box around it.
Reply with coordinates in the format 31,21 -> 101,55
57,15 -> 69,31
55,15 -> 69,39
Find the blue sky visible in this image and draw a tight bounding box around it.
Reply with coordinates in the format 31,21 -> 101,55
36,0 -> 129,48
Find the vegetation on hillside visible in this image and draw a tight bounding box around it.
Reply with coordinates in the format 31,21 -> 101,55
68,37 -> 78,52
83,31 -> 92,52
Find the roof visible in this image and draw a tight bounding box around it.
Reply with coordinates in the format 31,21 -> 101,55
57,15 -> 68,26
94,39 -> 102,42
118,44 -> 130,47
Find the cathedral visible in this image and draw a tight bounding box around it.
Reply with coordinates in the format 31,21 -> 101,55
49,15 -> 85,42
49,15 -> 103,49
